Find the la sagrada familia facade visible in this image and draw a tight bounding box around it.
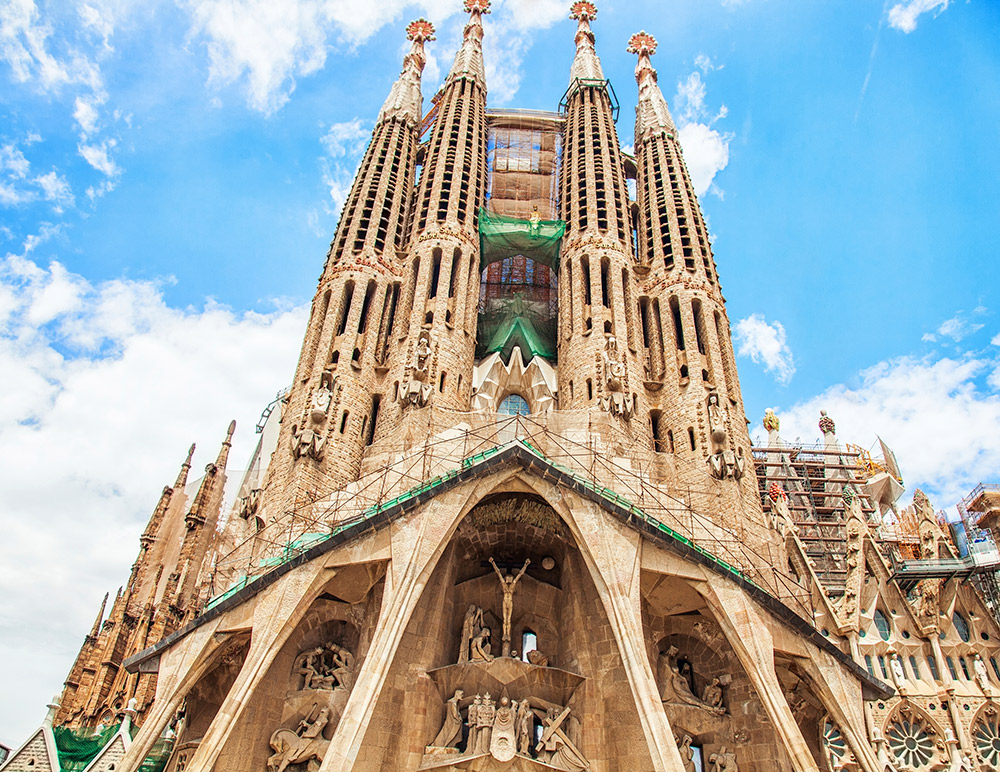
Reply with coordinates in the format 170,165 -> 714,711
5,3 -> 1000,772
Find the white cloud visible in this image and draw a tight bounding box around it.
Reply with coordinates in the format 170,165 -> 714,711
321,118 -> 368,158
0,247 -> 307,741
936,313 -> 984,343
182,0 -> 461,114
673,65 -> 734,197
78,138 -> 120,177
33,170 -> 74,211
0,0 -> 103,92
888,0 -> 951,33
770,354 -> 1000,507
733,313 -> 796,384
73,93 -> 106,135
992,332 -> 1000,347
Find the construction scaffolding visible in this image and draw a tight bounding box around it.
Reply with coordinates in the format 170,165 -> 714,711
477,109 -> 565,363
206,411 -> 814,626
753,443 -> 878,595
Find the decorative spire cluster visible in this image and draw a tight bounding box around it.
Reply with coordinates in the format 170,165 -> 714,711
448,0 -> 490,84
378,19 -> 436,124
628,30 -> 676,136
569,1 -> 604,83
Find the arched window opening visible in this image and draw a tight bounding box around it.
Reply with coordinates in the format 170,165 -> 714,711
336,281 -> 355,336
428,248 -> 442,298
874,609 -> 891,641
498,394 -> 530,416
953,612 -> 970,642
339,411 -> 349,434
688,427 -> 696,451
650,411 -> 667,453
521,630 -> 537,662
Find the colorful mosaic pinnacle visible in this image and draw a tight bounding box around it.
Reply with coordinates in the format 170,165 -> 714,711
406,19 -> 436,43
768,482 -> 788,503
627,31 -> 657,57
570,1 -> 597,22
464,0 -> 491,14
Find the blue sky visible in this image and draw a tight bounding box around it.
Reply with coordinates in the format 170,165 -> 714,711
1,0 -> 998,745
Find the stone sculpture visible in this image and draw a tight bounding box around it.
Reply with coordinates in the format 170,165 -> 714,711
401,330 -> 434,407
459,604 -> 484,663
598,335 -> 634,419
267,706 -> 330,772
709,746 -> 738,772
309,377 -> 334,423
467,694 -> 481,753
294,642 -> 354,691
702,677 -> 724,710
527,649 -> 549,667
290,424 -> 324,461
431,690 -> 465,749
536,705 -> 588,770
706,393 -> 744,481
489,557 -> 530,656
477,693 -> 495,754
471,627 -> 494,662
678,734 -> 696,772
659,646 -> 725,715
888,652 -> 908,697
517,698 -> 532,755
974,654 -> 993,696
490,695 -> 517,762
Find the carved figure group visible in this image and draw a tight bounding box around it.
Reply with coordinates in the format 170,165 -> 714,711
295,642 -> 354,691
429,691 -> 587,770
459,604 -> 494,663
659,646 -> 727,715
267,705 -> 330,772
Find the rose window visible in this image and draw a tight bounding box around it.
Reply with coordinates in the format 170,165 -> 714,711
886,718 -> 935,769
821,719 -> 848,770
973,717 -> 1000,767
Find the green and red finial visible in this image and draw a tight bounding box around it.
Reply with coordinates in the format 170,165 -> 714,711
627,31 -> 657,57
570,1 -> 597,22
464,0 -> 491,14
406,18 -> 436,43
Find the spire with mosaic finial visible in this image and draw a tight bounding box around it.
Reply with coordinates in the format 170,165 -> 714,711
627,29 -> 677,137
378,18 -> 435,124
568,1 -> 604,83
446,0 -> 490,84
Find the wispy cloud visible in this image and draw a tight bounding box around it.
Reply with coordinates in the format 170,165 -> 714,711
923,308 -> 988,344
319,118 -> 369,216
887,0 -> 951,33
733,313 -> 796,384
673,57 -> 734,198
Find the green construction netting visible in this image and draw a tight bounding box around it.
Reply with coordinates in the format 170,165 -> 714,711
53,723 -> 121,772
476,293 -> 557,361
136,736 -> 176,772
478,207 -> 565,272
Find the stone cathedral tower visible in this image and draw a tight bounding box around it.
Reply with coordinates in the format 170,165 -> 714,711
8,4 -> 1000,772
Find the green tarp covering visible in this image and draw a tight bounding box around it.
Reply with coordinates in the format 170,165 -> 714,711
54,723 -> 121,772
478,207 -> 565,272
477,294 -> 557,361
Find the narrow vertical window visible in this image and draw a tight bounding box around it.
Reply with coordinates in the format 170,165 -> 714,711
357,280 -> 376,333
651,411 -> 666,453
688,427 -> 696,450
448,248 -> 461,298
366,395 -> 381,446
428,248 -> 442,299
336,281 -> 355,336
669,296 -> 685,350
600,258 -> 610,308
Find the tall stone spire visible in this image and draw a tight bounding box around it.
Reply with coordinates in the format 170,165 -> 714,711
383,0 -> 492,425
168,421 -> 235,613
568,1 -> 604,82
447,0 -> 490,86
627,31 -> 676,137
378,19 -> 435,125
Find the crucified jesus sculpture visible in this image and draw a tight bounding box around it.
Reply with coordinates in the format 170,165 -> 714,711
489,557 -> 530,657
